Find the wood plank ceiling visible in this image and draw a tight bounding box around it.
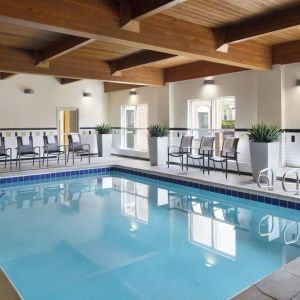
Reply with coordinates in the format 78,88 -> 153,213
0,0 -> 300,90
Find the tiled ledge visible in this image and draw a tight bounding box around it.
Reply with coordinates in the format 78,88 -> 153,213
231,257 -> 300,300
0,267 -> 22,300
0,164 -> 300,211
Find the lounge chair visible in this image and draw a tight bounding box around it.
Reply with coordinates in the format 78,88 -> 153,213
67,133 -> 90,165
187,136 -> 215,173
0,137 -> 12,170
43,135 -> 66,167
209,137 -> 240,178
168,135 -> 193,170
16,136 -> 41,170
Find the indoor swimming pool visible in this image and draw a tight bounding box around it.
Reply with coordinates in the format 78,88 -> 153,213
0,170 -> 300,300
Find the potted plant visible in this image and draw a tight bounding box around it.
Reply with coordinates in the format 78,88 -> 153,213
95,123 -> 113,157
248,123 -> 282,181
148,124 -> 169,166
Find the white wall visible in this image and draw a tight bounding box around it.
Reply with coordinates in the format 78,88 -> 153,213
0,74 -> 108,154
107,63 -> 300,170
0,74 -> 108,128
108,85 -> 169,127
170,70 -> 258,129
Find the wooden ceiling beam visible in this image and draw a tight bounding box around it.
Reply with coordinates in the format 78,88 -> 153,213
0,72 -> 17,80
0,46 -> 164,85
165,61 -> 246,82
104,82 -> 144,93
59,78 -> 82,85
120,0 -> 186,31
36,36 -> 94,67
108,50 -> 175,75
272,40 -> 300,65
214,3 -> 300,51
0,0 -> 271,70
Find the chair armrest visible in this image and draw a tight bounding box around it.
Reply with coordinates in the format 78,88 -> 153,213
5,147 -> 12,156
168,146 -> 180,150
82,144 -> 90,150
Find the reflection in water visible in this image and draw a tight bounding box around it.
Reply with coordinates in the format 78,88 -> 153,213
0,175 -> 300,300
120,179 -> 149,224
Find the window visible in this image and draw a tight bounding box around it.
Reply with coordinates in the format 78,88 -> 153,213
121,104 -> 148,151
188,97 -> 235,138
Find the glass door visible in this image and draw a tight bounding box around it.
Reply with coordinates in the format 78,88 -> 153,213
124,106 -> 136,149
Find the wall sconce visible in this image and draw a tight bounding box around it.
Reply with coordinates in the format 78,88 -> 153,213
296,79 -> 300,86
129,89 -> 137,95
23,88 -> 34,94
203,79 -> 215,85
83,91 -> 92,97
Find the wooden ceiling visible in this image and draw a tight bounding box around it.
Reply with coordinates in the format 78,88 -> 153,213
0,0 -> 300,90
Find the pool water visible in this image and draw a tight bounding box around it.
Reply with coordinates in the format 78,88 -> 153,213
0,171 -> 300,300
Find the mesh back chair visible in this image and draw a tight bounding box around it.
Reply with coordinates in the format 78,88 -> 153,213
43,135 -> 66,167
187,136 -> 215,173
67,133 -> 90,165
168,135 -> 194,170
0,137 -> 12,170
209,137 -> 240,178
16,136 -> 40,170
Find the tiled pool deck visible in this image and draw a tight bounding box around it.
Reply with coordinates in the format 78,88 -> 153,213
0,156 -> 300,299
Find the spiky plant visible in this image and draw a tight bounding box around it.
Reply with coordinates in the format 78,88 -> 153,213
149,124 -> 169,137
95,123 -> 113,134
248,123 -> 282,143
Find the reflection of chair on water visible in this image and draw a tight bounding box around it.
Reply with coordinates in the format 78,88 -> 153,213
15,186 -> 40,208
58,182 -> 88,213
43,184 -> 65,204
0,190 -> 10,211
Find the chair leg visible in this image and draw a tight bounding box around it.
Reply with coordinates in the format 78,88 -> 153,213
72,150 -> 75,165
168,154 -> 170,168
33,155 -> 35,166
4,157 -> 6,168
38,152 -> 41,168
57,152 -> 60,164
220,161 -> 224,173
42,153 -> 45,166
10,157 -> 12,171
47,152 -> 49,167
81,150 -> 83,162
88,151 -> 90,163
64,152 -> 67,166
19,155 -> 21,171
236,159 -> 240,175
67,150 -> 70,163
225,158 -> 228,179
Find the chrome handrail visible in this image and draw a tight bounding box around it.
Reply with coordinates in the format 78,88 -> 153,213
257,168 -> 274,191
282,170 -> 300,195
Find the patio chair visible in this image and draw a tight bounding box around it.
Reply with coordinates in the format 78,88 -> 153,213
43,135 -> 66,167
67,133 -> 90,165
16,136 -> 41,170
208,137 -> 240,178
187,136 -> 215,173
168,135 -> 193,170
0,137 -> 12,170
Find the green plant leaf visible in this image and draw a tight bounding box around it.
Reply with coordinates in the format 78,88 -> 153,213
248,123 -> 282,143
95,123 -> 113,134
148,124 -> 169,137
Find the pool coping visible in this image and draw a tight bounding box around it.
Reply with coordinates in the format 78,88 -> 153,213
0,164 -> 300,300
0,164 -> 299,211
230,257 -> 300,299
0,267 -> 23,300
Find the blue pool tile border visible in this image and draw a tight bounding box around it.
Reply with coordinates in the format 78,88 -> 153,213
0,166 -> 299,211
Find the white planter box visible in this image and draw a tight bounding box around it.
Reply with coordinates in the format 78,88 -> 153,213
249,141 -> 279,181
97,134 -> 112,157
148,136 -> 168,166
